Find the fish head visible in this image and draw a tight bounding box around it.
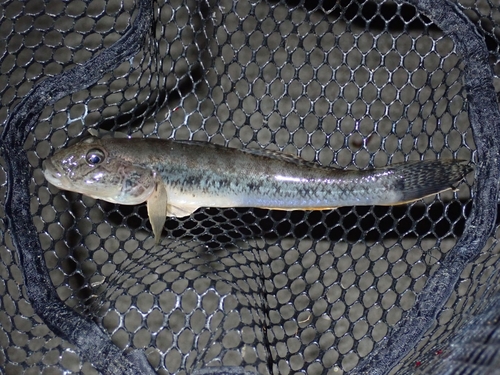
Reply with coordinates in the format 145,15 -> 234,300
43,137 -> 156,205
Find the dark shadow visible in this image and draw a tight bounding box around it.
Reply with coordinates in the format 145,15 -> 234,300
268,0 -> 439,32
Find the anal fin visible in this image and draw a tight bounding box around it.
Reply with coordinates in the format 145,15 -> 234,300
166,203 -> 199,218
258,206 -> 338,211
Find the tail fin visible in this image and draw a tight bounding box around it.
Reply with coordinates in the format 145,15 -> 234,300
393,160 -> 472,203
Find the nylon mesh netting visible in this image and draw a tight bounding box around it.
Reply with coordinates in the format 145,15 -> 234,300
1,0 -> 500,374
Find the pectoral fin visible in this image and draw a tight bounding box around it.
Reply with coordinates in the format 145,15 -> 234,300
147,181 -> 168,244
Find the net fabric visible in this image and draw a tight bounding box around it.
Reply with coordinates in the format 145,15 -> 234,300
1,0 -> 500,374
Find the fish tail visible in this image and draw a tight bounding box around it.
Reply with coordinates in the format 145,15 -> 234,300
394,159 -> 472,203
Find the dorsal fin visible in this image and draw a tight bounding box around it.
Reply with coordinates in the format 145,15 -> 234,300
174,140 -> 335,170
238,147 -> 333,169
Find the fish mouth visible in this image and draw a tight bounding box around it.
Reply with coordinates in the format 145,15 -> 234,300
43,159 -> 71,189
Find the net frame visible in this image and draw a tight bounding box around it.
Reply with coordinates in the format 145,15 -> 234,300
1,0 -> 500,374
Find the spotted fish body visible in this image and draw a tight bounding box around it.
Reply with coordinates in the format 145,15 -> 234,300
43,136 -> 472,243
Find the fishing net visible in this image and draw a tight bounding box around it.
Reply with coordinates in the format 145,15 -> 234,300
1,0 -> 500,374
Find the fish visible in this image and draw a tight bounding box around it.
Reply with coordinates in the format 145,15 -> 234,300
43,135 -> 472,243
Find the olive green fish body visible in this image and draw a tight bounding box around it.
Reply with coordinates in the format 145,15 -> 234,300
43,136 -> 472,243
150,142 -> 399,209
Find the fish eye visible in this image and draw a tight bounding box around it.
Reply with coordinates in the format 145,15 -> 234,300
86,148 -> 105,165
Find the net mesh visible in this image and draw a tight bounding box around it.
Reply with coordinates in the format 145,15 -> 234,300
1,0 -> 500,374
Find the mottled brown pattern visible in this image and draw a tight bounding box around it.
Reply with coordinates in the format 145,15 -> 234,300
44,137 -> 472,216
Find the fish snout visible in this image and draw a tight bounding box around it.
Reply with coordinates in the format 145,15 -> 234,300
43,159 -> 69,189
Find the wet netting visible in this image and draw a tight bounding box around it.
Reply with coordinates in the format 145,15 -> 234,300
1,0 -> 500,374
